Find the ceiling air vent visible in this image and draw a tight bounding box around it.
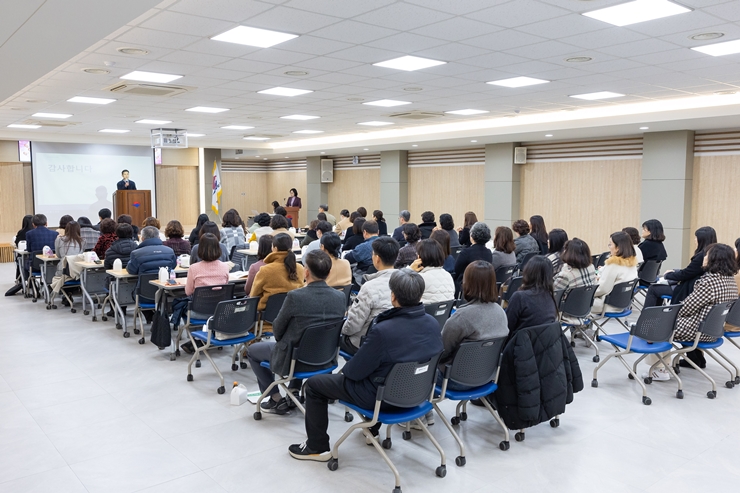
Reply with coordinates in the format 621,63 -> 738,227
104,82 -> 192,97
24,119 -> 78,127
388,111 -> 444,120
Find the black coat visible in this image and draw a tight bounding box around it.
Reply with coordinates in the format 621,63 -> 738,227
490,322 -> 583,430
418,221 -> 436,240
454,243 -> 492,282
104,238 -> 138,269
666,250 -> 705,304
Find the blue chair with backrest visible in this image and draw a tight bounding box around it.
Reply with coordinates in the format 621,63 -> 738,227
721,298 -> 740,386
559,285 -> 598,361
133,273 -> 160,340
432,337 -> 509,467
253,319 -> 344,419
669,301 -> 735,398
591,279 -> 640,338
187,297 -> 259,394
175,283 -> 235,358
593,305 -> 681,405
257,292 -> 288,340
329,352 -> 446,492
632,260 -> 662,309
424,300 -> 455,331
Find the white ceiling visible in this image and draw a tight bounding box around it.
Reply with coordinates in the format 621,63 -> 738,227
1,0 -> 740,156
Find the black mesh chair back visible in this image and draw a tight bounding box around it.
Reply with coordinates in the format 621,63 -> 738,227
560,285 -> 597,319
448,337 -> 507,387
519,252 -> 538,270
500,276 -> 523,303
381,352 -> 443,408
593,252 -> 610,269
262,292 -> 288,323
494,264 -> 517,287
208,297 -> 259,337
191,284 -> 235,316
230,244 -> 249,272
136,273 -> 160,300
30,251 -> 44,273
294,319 -> 344,367
631,305 -> 681,342
335,285 -> 352,307
638,260 -> 662,285
698,301 -> 735,339
424,300 -> 455,331
725,297 -> 740,327
602,279 -> 639,312
451,247 -> 464,260
554,288 -> 566,309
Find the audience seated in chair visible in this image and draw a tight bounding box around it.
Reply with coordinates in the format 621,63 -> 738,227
189,213 -> 209,246
25,214 -> 59,257
394,223 -> 421,269
506,256 -> 558,336
220,209 -> 247,252
318,204 -> 336,226
141,217 -> 165,242
344,220 -> 380,272
288,269 -> 443,461
638,219 -> 668,263
454,222 -> 493,283
163,220 -> 192,255
392,210 -> 410,246
104,223 -> 137,270
622,226 -> 644,265
457,211 -> 477,247
491,226 -> 517,270
405,239 -> 455,304
546,228 -> 568,275
93,207 -> 112,231
430,229 -> 455,275
190,222 -> 229,263
248,212 -> 273,243
244,234 -> 274,295
418,211 -> 437,240
529,215 -> 549,256
438,213 -> 460,248
77,216 -> 100,250
320,232 -> 352,287
93,218 -> 117,260
249,233 -> 304,311
553,238 -> 596,325
512,219 -> 539,265
305,221 -> 333,254
334,209 -> 352,237
269,213 -> 295,241
592,231 -> 638,315
126,226 -> 177,275
248,250 -> 347,415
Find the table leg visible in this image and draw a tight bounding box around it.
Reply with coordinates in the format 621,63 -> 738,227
16,254 -> 28,296
80,268 -> 96,320
112,278 -> 127,335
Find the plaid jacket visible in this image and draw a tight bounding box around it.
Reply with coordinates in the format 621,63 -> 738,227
25,226 -> 59,254
80,227 -> 100,251
554,264 -> 596,325
675,273 -> 738,342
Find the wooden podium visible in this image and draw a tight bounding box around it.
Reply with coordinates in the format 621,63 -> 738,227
113,190 -> 152,228
285,206 -> 301,229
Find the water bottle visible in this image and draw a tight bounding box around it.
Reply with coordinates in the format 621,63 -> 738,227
169,268 -> 176,283
113,258 -> 122,271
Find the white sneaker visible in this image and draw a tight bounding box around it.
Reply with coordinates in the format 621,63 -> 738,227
641,368 -> 671,381
398,412 -> 434,431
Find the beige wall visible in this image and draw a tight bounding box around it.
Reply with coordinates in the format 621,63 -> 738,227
328,168 -> 380,218
408,164 -> 485,229
221,169 -> 307,224
155,148 -> 199,228
520,159 -> 642,254
692,154 -> 740,246
0,162 -> 27,237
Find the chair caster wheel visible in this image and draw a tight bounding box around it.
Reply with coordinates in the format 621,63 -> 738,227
550,418 -> 560,428
240,362 -> 248,369
70,308 -> 77,313
382,438 -> 392,449
591,379 -> 598,388
138,338 -> 145,344
231,364 -> 238,371
735,376 -> 740,385
674,366 -> 680,374
101,316 -> 107,321
187,374 -> 193,382
402,431 -> 411,440
435,465 -> 446,478
642,396 -> 652,405
327,458 -> 338,471
83,310 -> 89,316
570,341 -> 576,347
123,332 -> 130,338
116,323 -> 122,330
455,456 -> 466,467
46,305 -> 51,310
169,354 -> 176,361
644,377 -> 653,385
392,488 -> 401,493
499,441 -> 510,451
726,381 -> 734,389
592,355 -> 600,363
92,316 -> 97,322
707,390 -> 717,399
195,360 -> 201,368
175,350 -> 180,357
253,412 -> 262,420
97,304 -> 102,309
32,299 -> 38,303
451,416 -> 460,426
460,412 -> 468,421
676,390 -> 684,399
217,386 -> 225,394
344,412 -> 353,422
515,432 -> 525,442
134,328 -> 140,335
52,305 -> 57,309
628,373 -> 635,380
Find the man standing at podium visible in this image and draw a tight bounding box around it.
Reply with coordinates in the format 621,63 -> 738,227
117,169 -> 137,190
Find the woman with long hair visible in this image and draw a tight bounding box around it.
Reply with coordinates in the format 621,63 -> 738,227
15,215 -> 33,246
592,231 -> 638,314
431,229 -> 455,275
457,211 -> 478,247
546,228 -> 568,274
506,256 -> 558,335
54,221 -> 84,275
373,210 -> 387,237
639,219 -> 667,262
321,232 -> 352,287
189,213 -> 209,246
249,233 -> 305,311
244,234 -> 274,294
529,215 -> 549,255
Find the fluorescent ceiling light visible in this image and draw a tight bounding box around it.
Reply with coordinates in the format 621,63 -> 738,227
293,130 -> 324,134
7,124 -> 41,129
99,129 -> 130,133
212,26 -> 297,48
545,134 -> 553,137
692,39 -> 740,57
244,136 -> 270,140
487,76 -> 549,88
363,100 -> 411,107
258,87 -> 313,97
570,91 -> 625,100
185,133 -> 205,137
373,55 -> 446,72
357,121 -> 394,126
120,71 -> 182,83
221,125 -> 254,130
186,106 -> 229,113
582,0 -> 690,27
445,109 -> 489,116
280,114 -> 319,120
67,96 -> 115,105
136,119 -> 172,124
640,126 -> 649,130
32,112 -> 72,119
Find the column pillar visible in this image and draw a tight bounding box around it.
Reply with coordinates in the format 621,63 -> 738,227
379,150 -> 408,222
641,131 -> 694,270
484,143 -> 520,229
202,148 -> 221,222
306,156 -> 328,223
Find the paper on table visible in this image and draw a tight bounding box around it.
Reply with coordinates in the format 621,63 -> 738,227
229,271 -> 249,280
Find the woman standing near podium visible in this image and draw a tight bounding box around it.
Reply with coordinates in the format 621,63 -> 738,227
286,188 -> 301,208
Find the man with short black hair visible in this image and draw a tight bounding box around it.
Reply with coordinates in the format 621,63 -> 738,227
341,236 -> 399,354
288,269 -> 442,461
344,220 -> 379,271
419,211 -> 437,240
94,208 -> 112,231
25,214 -> 58,254
392,210 -> 410,245
318,204 -> 336,226
247,250 -> 346,415
305,220 -> 333,254
117,169 -> 137,190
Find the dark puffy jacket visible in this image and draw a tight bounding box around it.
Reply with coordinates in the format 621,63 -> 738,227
126,238 -> 176,274
104,238 -> 138,269
490,321 -> 583,430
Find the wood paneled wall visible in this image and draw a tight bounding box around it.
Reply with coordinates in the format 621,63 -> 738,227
268,170 -> 307,210
692,154 -> 740,246
328,168 -> 380,217
0,162 -> 27,236
154,166 -> 200,227
221,170 -> 307,221
408,165 -> 485,229
520,159 -> 642,254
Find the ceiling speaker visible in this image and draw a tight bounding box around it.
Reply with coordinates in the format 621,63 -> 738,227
321,159 -> 333,183
514,147 -> 527,164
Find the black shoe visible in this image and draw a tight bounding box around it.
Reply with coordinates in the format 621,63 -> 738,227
470,398 -> 485,407
261,397 -> 290,415
286,390 -> 300,409
678,359 -> 706,369
288,441 -> 330,462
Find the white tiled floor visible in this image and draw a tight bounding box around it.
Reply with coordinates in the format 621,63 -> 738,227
2,261 -> 740,493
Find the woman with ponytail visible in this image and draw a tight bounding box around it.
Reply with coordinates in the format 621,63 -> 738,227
249,233 -> 305,310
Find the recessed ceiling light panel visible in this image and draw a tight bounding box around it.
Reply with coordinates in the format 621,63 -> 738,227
117,47 -> 149,55
244,136 -> 270,140
186,106 -> 229,113
280,115 -> 320,120
357,121 -> 394,126
99,129 -> 130,133
7,124 -> 41,129
403,87 -> 423,92
445,109 -> 489,116
689,32 -> 724,41
33,112 -> 72,119
221,125 -> 254,130
258,87 -> 313,97
373,55 -> 446,72
487,76 -> 550,88
640,126 -> 649,130
67,96 -> 116,105
565,56 -> 593,63
82,68 -> 110,75
284,70 -> 309,76
212,26 -> 297,48
692,39 -> 740,57
293,130 -> 324,134
570,91 -> 625,100
363,99 -> 411,107
582,0 -> 691,27
120,71 -> 182,83
136,119 -> 172,124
